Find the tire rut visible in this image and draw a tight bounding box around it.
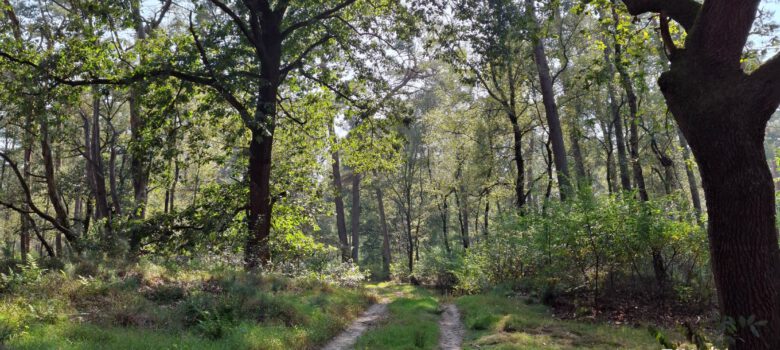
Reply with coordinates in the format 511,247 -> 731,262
438,303 -> 464,350
321,299 -> 390,350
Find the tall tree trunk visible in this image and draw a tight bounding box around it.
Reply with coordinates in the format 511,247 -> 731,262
511,120 -> 526,208
604,47 -> 632,192
677,129 -> 702,220
405,207 -> 414,273
350,172 -> 361,263
129,0 -> 150,219
438,195 -> 451,254
660,61 -> 780,349
108,131 -> 121,216
20,114 -> 32,263
169,158 -> 179,213
90,89 -> 110,221
570,103 -> 588,189
375,184 -> 391,278
329,123 -> 350,262
244,11 -> 283,268
40,115 -> 71,234
527,0 -> 571,200
245,131 -> 274,268
615,0 -> 780,344
611,8 -> 666,289
456,190 -> 470,249
483,199 -> 489,235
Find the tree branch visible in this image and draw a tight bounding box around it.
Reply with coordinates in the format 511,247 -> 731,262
281,0 -> 356,39
188,14 -> 256,130
0,150 -> 78,244
620,0 -> 700,31
280,34 -> 332,77
208,0 -> 258,47
750,52 -> 780,116
686,0 -> 759,68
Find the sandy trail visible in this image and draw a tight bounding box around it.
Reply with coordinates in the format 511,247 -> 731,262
438,303 -> 464,350
321,299 -> 390,350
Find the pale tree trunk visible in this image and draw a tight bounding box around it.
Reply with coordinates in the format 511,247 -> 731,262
329,122 -> 350,262
677,129 -> 703,219
375,183 -> 391,278
350,172 -> 361,263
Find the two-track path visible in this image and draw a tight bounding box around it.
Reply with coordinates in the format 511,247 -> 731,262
321,298 -> 390,350
322,290 -> 465,350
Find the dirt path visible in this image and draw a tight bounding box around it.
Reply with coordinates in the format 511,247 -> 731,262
438,303 -> 464,350
321,299 -> 390,350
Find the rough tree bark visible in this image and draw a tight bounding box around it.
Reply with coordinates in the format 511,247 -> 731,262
621,0 -> 780,347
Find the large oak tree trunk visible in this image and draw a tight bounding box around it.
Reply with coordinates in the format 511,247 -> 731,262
661,58 -> 780,349
245,131 -> 274,268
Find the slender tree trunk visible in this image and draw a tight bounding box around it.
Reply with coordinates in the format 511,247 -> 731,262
375,184 -> 391,278
329,123 -> 350,262
438,196 -> 450,254
527,0 -> 571,200
91,89 -> 110,221
109,138 -> 121,216
169,158 -> 179,213
570,103 -> 588,189
20,115 -> 32,263
511,120 -> 526,208
677,129 -> 702,220
456,190 -> 470,249
405,209 -> 414,273
604,49 -> 632,192
40,115 -> 71,234
483,199 -> 489,235
350,172 -> 361,263
129,0 -> 150,219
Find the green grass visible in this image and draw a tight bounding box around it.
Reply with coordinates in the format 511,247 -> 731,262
1,262 -> 373,350
456,293 -> 676,350
354,286 -> 441,350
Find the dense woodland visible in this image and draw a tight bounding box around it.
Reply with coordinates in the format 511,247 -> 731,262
0,0 -> 779,349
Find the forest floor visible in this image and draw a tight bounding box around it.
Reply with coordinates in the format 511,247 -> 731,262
328,283 -> 694,350
1,262 -> 701,349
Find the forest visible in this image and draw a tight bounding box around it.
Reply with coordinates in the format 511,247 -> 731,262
0,0 -> 779,349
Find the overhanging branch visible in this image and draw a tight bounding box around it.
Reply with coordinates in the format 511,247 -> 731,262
620,0 -> 700,31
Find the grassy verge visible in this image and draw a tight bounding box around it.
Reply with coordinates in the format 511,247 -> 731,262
456,293 -> 684,350
354,285 -> 440,350
0,260 -> 373,350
